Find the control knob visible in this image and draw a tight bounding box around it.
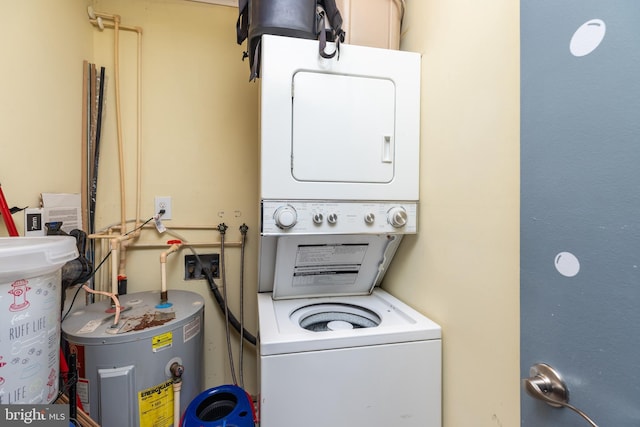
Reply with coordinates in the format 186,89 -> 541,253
327,213 -> 338,225
364,213 -> 376,224
313,212 -> 324,224
387,206 -> 408,228
273,205 -> 298,229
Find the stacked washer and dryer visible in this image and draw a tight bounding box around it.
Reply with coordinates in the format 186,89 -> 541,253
256,35 -> 441,427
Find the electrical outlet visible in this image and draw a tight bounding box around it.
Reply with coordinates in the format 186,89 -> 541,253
184,254 -> 219,280
155,196 -> 172,219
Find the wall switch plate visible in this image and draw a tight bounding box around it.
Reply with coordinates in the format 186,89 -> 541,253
155,196 -> 172,219
184,254 -> 219,280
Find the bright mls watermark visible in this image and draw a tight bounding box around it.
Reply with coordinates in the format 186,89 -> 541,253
1,405 -> 68,426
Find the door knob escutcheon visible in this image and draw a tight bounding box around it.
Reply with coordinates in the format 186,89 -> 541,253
523,363 -> 568,407
523,363 -> 599,427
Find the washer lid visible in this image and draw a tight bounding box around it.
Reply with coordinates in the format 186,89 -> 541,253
271,234 -> 402,299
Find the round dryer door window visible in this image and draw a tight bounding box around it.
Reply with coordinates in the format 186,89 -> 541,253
292,303 -> 381,332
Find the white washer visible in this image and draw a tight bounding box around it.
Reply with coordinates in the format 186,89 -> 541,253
257,289 -> 441,427
257,233 -> 441,427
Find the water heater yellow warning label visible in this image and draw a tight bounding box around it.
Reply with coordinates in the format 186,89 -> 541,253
152,331 -> 173,352
138,379 -> 174,427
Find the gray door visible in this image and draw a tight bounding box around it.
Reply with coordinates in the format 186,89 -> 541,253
521,1 -> 640,426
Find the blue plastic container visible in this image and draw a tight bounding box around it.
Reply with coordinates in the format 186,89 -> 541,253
181,384 -> 256,427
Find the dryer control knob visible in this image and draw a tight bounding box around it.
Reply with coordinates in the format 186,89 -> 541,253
274,205 -> 298,229
364,213 -> 376,224
313,213 -> 324,224
387,207 -> 408,228
327,213 -> 338,224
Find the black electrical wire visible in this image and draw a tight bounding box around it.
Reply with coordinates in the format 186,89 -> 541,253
61,249 -> 112,322
59,247 -> 112,423
124,215 -> 155,236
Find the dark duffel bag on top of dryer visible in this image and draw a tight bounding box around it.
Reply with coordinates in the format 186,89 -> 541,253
236,0 -> 345,80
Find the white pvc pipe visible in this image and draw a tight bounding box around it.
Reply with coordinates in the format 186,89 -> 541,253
82,285 -> 121,325
110,238 -> 119,296
87,9 -> 128,239
173,381 -> 182,427
88,11 -> 145,291
135,27 -> 143,233
160,242 -> 182,302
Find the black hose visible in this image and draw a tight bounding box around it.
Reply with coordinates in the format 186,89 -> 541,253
203,267 -> 257,346
238,223 -> 249,388
218,223 -> 237,385
167,231 -> 258,347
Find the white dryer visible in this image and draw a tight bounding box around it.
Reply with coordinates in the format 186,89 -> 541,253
258,34 -> 421,202
256,35 -> 441,427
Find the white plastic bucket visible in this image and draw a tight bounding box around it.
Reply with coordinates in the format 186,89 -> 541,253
0,236 -> 78,404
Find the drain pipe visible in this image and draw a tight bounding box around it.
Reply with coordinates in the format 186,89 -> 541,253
158,240 -> 182,308
88,8 -> 145,295
109,234 -> 137,295
87,7 -> 126,238
170,361 -> 185,427
110,237 -> 120,296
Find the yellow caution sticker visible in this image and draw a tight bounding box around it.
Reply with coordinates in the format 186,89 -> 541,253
138,379 -> 174,427
152,331 -> 173,352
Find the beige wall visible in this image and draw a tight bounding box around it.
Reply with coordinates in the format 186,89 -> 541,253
0,1 -> 92,206
0,1 -> 520,426
385,1 -> 521,426
1,0 -> 261,394
88,0 -> 261,392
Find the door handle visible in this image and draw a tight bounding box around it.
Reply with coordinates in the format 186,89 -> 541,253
522,363 -> 599,427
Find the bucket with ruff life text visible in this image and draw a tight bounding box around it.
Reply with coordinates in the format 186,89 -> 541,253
0,236 -> 77,404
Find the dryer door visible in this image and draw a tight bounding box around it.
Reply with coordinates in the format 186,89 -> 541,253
259,35 -> 420,201
292,72 -> 395,184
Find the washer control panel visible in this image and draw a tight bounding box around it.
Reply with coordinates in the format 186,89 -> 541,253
262,200 -> 418,235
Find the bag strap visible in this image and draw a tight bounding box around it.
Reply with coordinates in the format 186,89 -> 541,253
317,0 -> 345,59
319,0 -> 345,42
317,11 -> 334,59
249,38 -> 261,81
236,0 -> 249,45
